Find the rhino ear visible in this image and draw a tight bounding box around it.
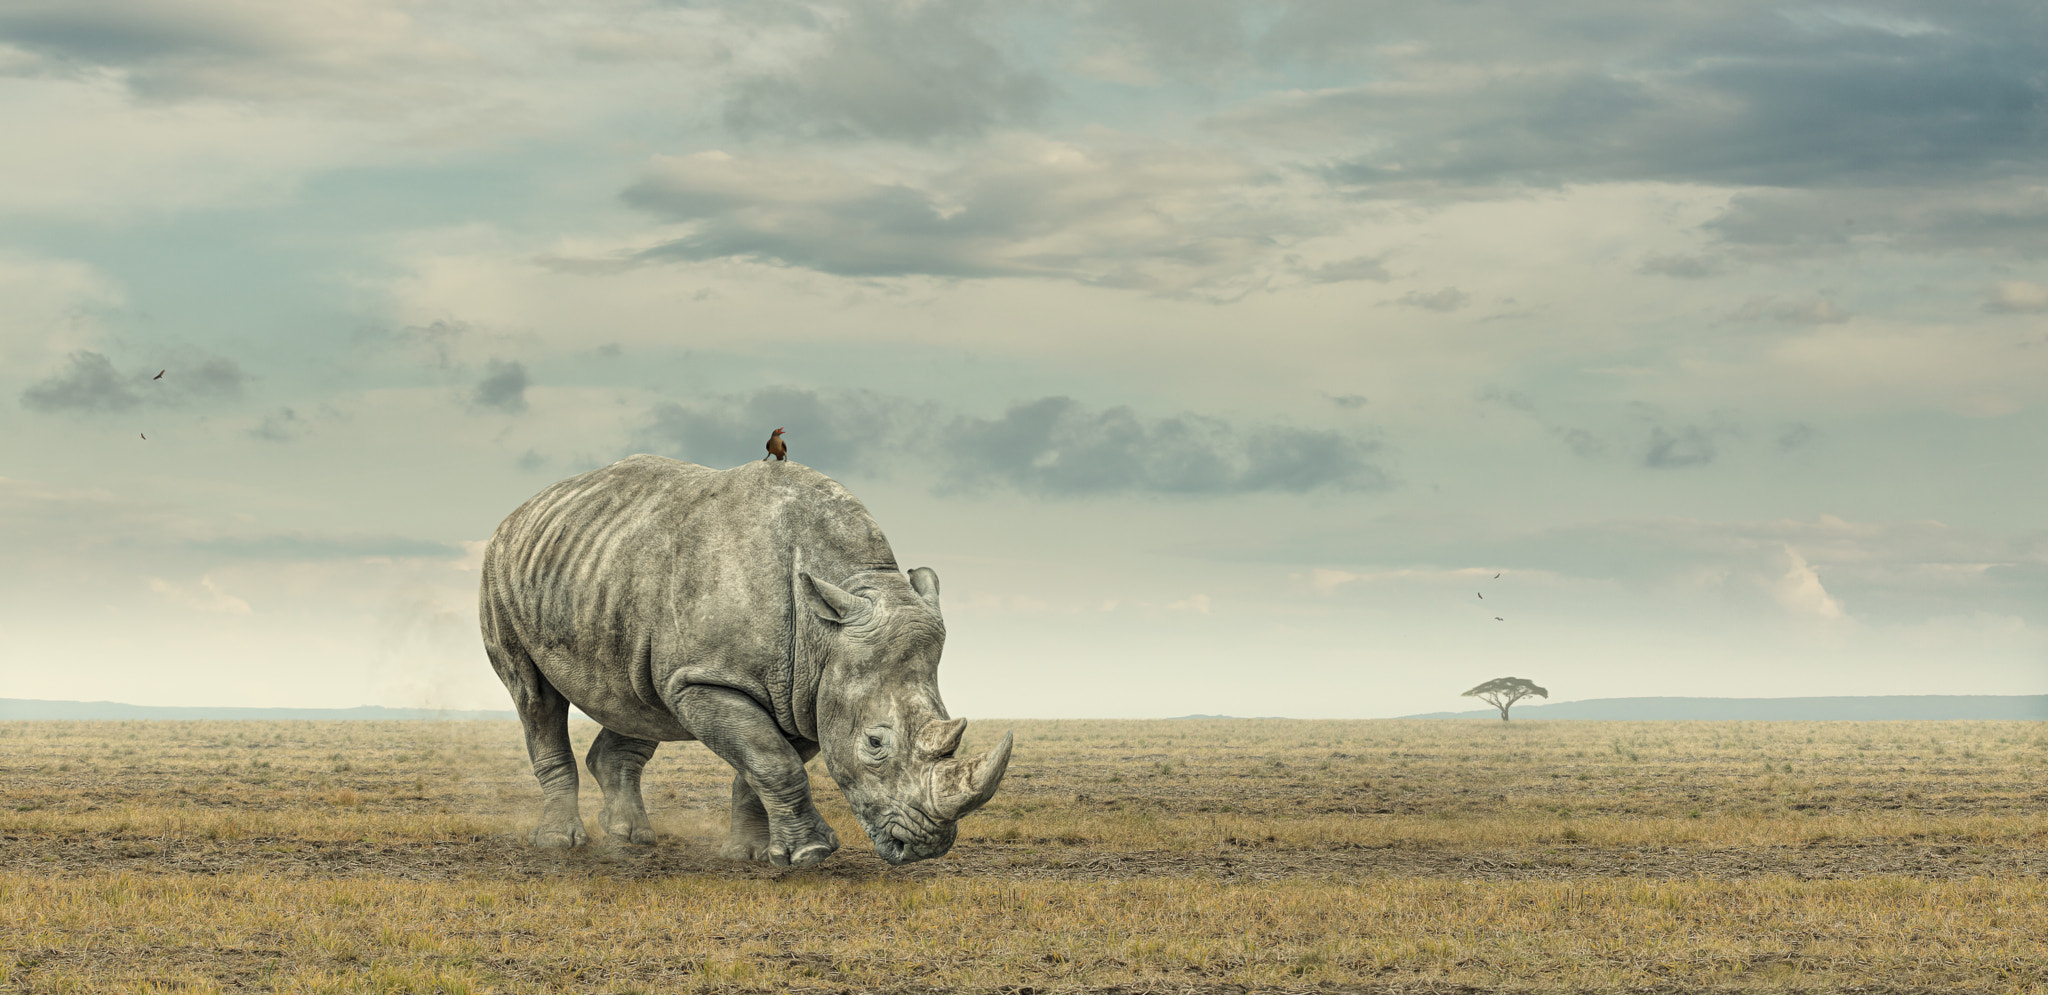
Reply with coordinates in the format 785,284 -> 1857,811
800,572 -> 871,625
908,567 -> 940,609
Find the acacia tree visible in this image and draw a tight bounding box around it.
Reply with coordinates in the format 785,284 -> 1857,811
1463,677 -> 1548,721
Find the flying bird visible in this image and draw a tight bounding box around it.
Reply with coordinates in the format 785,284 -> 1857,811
763,427 -> 788,461
1494,617 -> 1504,621
152,370 -> 164,380
1493,572 -> 1500,579
140,433 -> 146,440
1477,592 -> 1484,599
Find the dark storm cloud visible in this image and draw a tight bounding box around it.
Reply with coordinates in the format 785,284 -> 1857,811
20,351 -> 141,414
20,351 -> 245,414
635,387 -> 1387,497
472,359 -> 530,414
723,1 -> 1047,143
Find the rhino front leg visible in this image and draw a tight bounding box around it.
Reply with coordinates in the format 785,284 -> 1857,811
586,728 -> 660,845
674,684 -> 839,867
722,739 -> 821,862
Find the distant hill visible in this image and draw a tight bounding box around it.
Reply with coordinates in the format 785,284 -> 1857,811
1404,695 -> 2048,721
0,698 -> 519,721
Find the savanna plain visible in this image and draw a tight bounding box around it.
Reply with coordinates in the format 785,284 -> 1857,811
3,717 -> 2045,994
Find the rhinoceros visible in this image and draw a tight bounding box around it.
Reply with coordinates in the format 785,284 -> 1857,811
478,454 -> 1012,866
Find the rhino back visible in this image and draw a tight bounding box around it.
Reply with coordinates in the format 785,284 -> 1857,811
482,454 -> 899,739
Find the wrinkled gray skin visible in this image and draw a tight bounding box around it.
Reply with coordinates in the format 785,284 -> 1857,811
479,455 -> 1012,866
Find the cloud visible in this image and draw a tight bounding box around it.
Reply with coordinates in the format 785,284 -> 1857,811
1984,280 -> 2048,313
19,350 -> 140,413
639,386 -> 929,473
1637,252 -> 1724,278
172,356 -> 248,398
1776,422 -> 1816,451
1555,427 -> 1607,459
1391,287 -> 1468,312
0,0 -> 469,103
1644,425 -> 1720,468
635,386 -> 1389,497
1703,183 -> 2048,259
722,0 -> 1047,143
189,534 -> 463,560
1772,545 -> 1844,620
618,140 -> 1317,293
941,396 -> 1388,496
146,574 -> 251,614
1075,0 -> 1253,86
1219,5 -> 2048,195
472,358 -> 529,414
1327,393 -> 1368,409
20,350 -> 249,414
1730,296 -> 1852,324
248,406 -> 304,442
1266,514 -> 2048,627
1301,253 -> 1391,284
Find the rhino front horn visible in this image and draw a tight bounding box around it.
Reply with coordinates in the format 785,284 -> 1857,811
933,728 -> 1013,821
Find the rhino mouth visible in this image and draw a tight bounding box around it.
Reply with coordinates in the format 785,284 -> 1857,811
863,808 -> 958,865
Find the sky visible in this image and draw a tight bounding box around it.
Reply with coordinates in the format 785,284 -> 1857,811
2,0 -> 2045,720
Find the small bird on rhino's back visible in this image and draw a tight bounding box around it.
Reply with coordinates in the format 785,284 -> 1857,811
763,427 -> 788,461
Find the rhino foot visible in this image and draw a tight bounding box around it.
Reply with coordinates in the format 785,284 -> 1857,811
601,806 -> 657,845
776,841 -> 836,867
529,818 -> 589,849
769,813 -> 839,867
721,813 -> 838,866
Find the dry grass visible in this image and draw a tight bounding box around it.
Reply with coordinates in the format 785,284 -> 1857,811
3,717 -> 2045,993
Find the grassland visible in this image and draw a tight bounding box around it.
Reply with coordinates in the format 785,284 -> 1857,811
2,717 -> 2045,993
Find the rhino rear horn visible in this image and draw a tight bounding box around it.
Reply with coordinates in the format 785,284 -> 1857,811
915,717 -> 966,760
931,727 -> 1013,821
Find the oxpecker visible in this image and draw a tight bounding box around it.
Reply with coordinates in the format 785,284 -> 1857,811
763,427 -> 788,461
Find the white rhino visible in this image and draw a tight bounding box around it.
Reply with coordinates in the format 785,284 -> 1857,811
479,454 -> 1012,865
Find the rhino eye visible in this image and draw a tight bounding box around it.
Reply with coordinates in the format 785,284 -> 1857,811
867,734 -> 883,749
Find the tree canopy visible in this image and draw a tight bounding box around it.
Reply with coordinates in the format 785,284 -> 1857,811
1462,677 -> 1549,721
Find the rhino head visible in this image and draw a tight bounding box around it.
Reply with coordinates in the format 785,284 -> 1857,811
798,565 -> 1013,864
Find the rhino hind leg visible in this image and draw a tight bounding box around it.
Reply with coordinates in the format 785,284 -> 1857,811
485,637 -> 587,849
586,728 -> 659,845
674,684 -> 838,867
